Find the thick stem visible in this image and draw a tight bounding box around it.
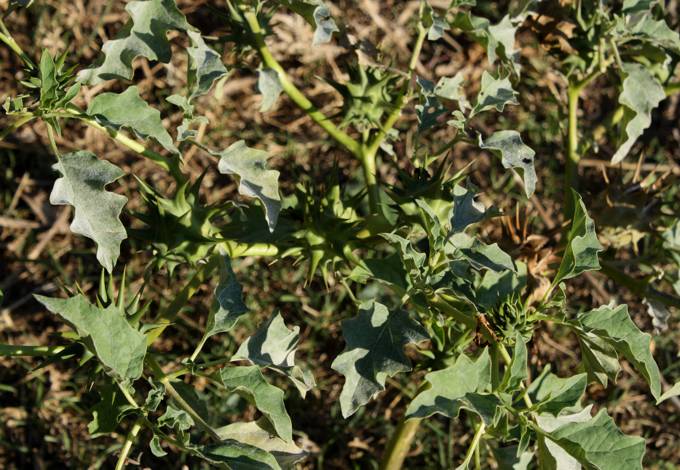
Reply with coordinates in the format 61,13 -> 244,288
242,11 -> 361,157
360,147 -> 380,214
115,418 -> 143,470
380,417 -> 422,470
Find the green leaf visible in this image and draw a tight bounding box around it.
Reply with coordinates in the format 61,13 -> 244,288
195,440 -> 281,470
500,334 -> 528,392
449,232 -> 516,273
535,406 -> 594,469
577,332 -> 621,387
528,372 -> 587,415
449,184 -> 489,233
493,446 -> 533,470
406,349 -> 497,422
657,381 -> 680,404
331,301 -> 428,417
150,435 -> 168,457
478,131 -> 536,197
552,191 -> 603,285
311,4 -> 339,45
50,152 -> 127,272
612,63 -> 665,164
35,294 -> 146,381
232,312 -> 315,398
536,408 -> 645,470
215,140 -> 281,232
217,419 -> 306,468
203,255 -> 248,340
87,382 -> 135,436
471,72 -> 518,116
576,304 -> 661,399
187,31 -> 228,101
234,313 -> 298,368
220,365 -> 293,442
258,68 -> 283,112
87,86 -> 178,155
78,0 -> 192,84
159,403 -> 194,431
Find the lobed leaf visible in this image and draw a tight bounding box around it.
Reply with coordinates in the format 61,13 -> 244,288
220,365 -> 293,442
50,151 -> 127,272
203,255 -> 248,341
528,372 -> 587,416
471,72 -> 518,116
575,304 -> 661,399
187,31 -> 228,101
612,63 -> 665,164
331,301 -> 428,418
406,349 -> 500,424
536,408 -> 645,470
35,294 -> 146,381
552,191 -> 603,286
215,141 -> 281,232
78,0 -> 192,84
478,130 -> 537,197
87,86 -> 179,155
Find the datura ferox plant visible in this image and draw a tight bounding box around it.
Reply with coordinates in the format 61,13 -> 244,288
1,0 -> 680,469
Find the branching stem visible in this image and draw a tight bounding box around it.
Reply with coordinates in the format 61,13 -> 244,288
114,418 -> 143,470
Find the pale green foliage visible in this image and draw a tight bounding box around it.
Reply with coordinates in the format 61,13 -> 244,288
449,184 -> 489,233
35,295 -> 146,381
78,0 -> 192,84
50,151 -> 127,272
233,312 -> 315,397
500,334 -> 528,392
536,408 -> 645,470
279,1 -> 338,45
220,365 -> 293,442
552,192 -> 603,285
575,304 -> 661,399
187,31 -> 228,101
657,382 -> 680,404
258,67 -> 283,112
215,140 -> 281,232
234,313 -> 298,368
612,63 -> 666,163
478,130 -> 537,197
406,349 -> 499,424
87,86 -> 178,154
528,372 -> 587,416
195,440 -> 282,470
217,419 -> 306,468
203,255 -> 248,340
471,72 -> 518,116
331,301 -> 428,417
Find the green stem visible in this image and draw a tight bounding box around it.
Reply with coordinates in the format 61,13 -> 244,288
498,344 -> 533,408
458,420 -> 486,470
665,81 -> 680,96
222,240 -> 278,257
380,417 -> 422,470
147,357 -> 222,442
427,294 -> 477,329
63,109 -> 186,183
0,18 -> 35,68
242,10 -> 361,157
115,418 -> 143,470
0,344 -> 66,356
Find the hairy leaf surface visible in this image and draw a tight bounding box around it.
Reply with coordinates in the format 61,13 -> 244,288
220,366 -> 292,442
35,295 -> 146,381
50,151 -> 127,272
215,141 -> 281,232
478,130 -> 536,197
576,304 -> 661,399
331,301 -> 428,418
78,0 -> 192,84
87,86 -> 178,154
612,63 -> 665,163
